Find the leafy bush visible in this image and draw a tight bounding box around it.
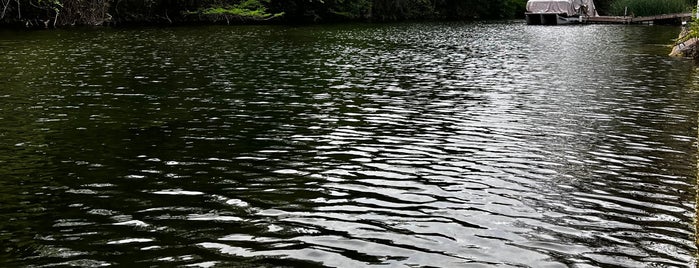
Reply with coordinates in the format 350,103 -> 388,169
200,0 -> 282,20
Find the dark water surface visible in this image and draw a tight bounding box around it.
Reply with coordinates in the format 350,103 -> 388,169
1,22 -> 698,267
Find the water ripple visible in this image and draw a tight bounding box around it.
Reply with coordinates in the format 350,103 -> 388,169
0,23 -> 697,267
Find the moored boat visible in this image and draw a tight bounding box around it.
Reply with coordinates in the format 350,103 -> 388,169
525,0 -> 598,25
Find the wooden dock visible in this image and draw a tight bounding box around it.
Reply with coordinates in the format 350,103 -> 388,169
582,12 -> 693,25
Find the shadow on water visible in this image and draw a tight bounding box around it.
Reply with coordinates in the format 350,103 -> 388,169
0,22 -> 698,267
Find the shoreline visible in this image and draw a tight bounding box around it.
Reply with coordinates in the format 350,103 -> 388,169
670,22 -> 699,62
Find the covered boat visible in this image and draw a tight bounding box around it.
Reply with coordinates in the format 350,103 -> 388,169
526,0 -> 598,25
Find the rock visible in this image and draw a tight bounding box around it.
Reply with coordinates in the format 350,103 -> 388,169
669,37 -> 698,57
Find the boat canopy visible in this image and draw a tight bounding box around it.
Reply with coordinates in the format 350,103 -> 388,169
526,0 -> 598,17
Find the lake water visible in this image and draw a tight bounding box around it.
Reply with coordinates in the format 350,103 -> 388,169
0,22 -> 697,267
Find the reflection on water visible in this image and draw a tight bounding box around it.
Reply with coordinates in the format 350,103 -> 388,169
0,23 -> 697,267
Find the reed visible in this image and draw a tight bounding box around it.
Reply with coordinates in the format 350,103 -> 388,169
609,0 -> 691,17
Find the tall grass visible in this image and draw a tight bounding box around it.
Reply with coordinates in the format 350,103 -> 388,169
609,0 -> 691,16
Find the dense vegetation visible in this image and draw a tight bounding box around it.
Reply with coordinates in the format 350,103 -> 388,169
607,0 -> 693,17
0,0 -> 529,27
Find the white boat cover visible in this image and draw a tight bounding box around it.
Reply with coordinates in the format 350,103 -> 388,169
526,0 -> 598,16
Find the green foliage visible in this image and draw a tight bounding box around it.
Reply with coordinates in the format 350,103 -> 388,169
3,0 -> 530,26
203,7 -> 261,16
198,0 -> 284,20
609,0 -> 692,17
689,20 -> 699,39
201,7 -> 276,19
675,17 -> 699,44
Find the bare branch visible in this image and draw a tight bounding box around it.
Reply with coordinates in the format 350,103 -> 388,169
1,0 -> 10,20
